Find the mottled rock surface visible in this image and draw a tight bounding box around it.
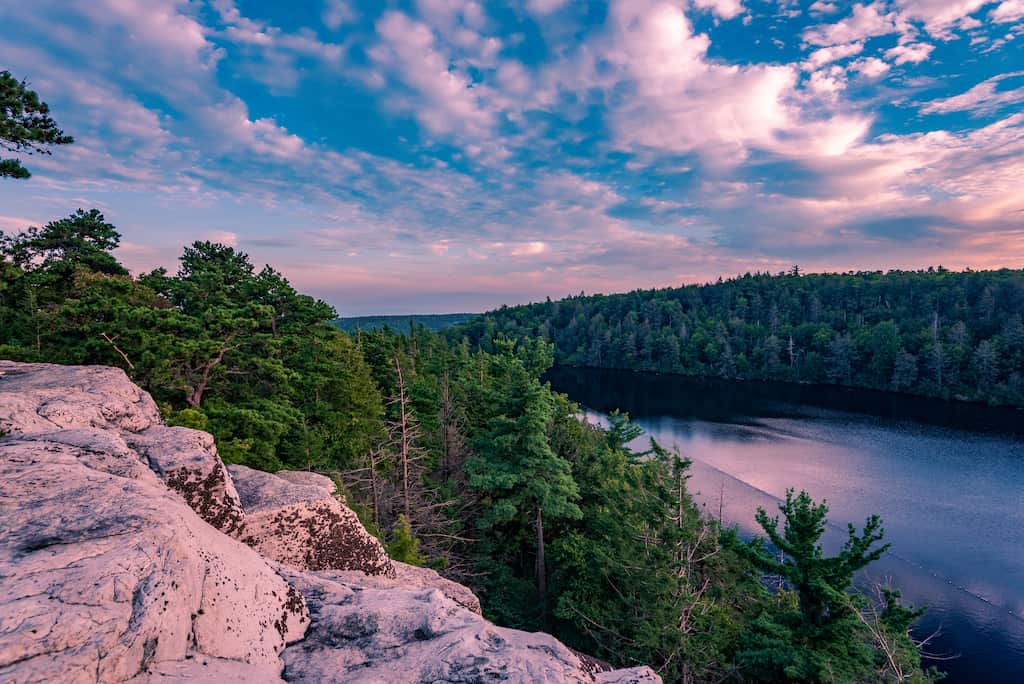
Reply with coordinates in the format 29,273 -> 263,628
230,464 -> 395,577
0,361 -> 161,435
0,434 -> 307,683
128,426 -> 246,536
280,567 -> 660,684
0,361 -> 661,683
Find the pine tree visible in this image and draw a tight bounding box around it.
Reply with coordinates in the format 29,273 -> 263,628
1,70 -> 73,179
466,341 -> 581,600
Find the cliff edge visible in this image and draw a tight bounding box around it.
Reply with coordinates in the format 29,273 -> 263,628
0,361 -> 660,684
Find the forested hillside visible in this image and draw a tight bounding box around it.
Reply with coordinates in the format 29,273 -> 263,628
0,211 -> 938,683
457,268 -> 1024,406
332,312 -> 476,333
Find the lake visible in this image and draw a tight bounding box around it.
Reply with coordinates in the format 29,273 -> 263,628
547,366 -> 1024,684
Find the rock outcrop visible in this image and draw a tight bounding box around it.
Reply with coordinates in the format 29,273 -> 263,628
0,426 -> 307,683
230,465 -> 394,577
129,427 -> 247,536
0,361 -> 661,683
280,568 -> 659,684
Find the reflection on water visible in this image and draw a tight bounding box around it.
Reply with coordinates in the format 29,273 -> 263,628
548,367 -> 1024,684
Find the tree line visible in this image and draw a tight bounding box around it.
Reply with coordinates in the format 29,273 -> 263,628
0,72 -> 941,682
456,267 -> 1024,406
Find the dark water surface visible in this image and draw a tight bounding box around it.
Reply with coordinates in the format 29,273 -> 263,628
547,366 -> 1024,684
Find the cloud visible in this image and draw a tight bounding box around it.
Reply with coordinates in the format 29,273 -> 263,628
892,0 -> 989,37
805,42 -> 864,69
368,10 -> 497,140
196,100 -> 306,159
322,0 -> 358,30
803,3 -> 900,46
809,1 -> 839,13
885,41 -> 935,64
850,57 -> 891,79
921,71 -> 1024,116
210,0 -> 347,91
691,0 -> 745,20
207,230 -> 240,247
526,0 -> 569,16
991,0 -> 1024,22
544,1 -> 805,163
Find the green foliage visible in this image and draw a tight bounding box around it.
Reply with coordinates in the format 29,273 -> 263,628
166,407 -> 208,431
0,212 -> 383,474
736,491 -> 939,683
1,70 -> 73,179
0,208 -> 940,682
748,490 -> 889,627
333,313 -> 477,333
386,514 -> 425,566
456,268 -> 1024,406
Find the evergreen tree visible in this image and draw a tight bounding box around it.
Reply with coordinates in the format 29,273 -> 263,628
466,341 -> 581,602
1,70 -> 73,179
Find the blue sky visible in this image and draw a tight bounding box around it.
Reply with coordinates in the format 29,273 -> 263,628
1,0 -> 1022,314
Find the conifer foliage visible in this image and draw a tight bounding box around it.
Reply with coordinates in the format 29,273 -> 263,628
0,70 -> 73,179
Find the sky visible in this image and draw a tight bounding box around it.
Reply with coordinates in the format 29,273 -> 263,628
1,1 -> 1023,315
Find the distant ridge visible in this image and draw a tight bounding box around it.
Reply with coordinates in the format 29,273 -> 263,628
332,313 -> 477,333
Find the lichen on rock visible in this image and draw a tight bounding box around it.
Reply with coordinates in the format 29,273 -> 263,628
230,464 -> 395,577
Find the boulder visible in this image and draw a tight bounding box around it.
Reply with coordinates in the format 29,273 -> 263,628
322,561 -> 483,615
280,567 -> 661,684
229,465 -> 395,577
127,427 -> 246,536
0,433 -> 307,683
0,361 -> 162,435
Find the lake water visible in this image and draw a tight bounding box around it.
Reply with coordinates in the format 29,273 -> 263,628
547,366 -> 1024,683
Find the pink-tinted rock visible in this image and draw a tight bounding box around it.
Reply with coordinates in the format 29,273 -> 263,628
229,465 -> 395,577
280,567 -> 661,684
127,426 -> 246,536
0,435 -> 307,683
0,361 -> 162,435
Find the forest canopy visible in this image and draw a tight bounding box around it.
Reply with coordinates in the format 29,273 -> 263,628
455,268 -> 1024,407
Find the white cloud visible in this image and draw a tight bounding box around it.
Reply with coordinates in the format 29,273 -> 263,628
526,0 -> 569,16
211,0 -> 347,90
809,1 -> 839,13
850,56 -> 891,79
691,0 -> 745,20
208,230 -> 239,247
804,41 -> 864,69
369,11 -> 496,139
803,3 -> 900,47
322,0 -> 358,30
921,71 -> 1024,115
885,41 -> 935,64
509,241 -> 549,256
550,1 -> 802,163
991,0 -> 1024,22
892,0 -> 989,37
808,66 -> 848,98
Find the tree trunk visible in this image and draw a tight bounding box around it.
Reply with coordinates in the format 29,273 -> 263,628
187,337 -> 239,408
396,358 -> 412,523
370,449 -> 381,526
535,506 -> 547,600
